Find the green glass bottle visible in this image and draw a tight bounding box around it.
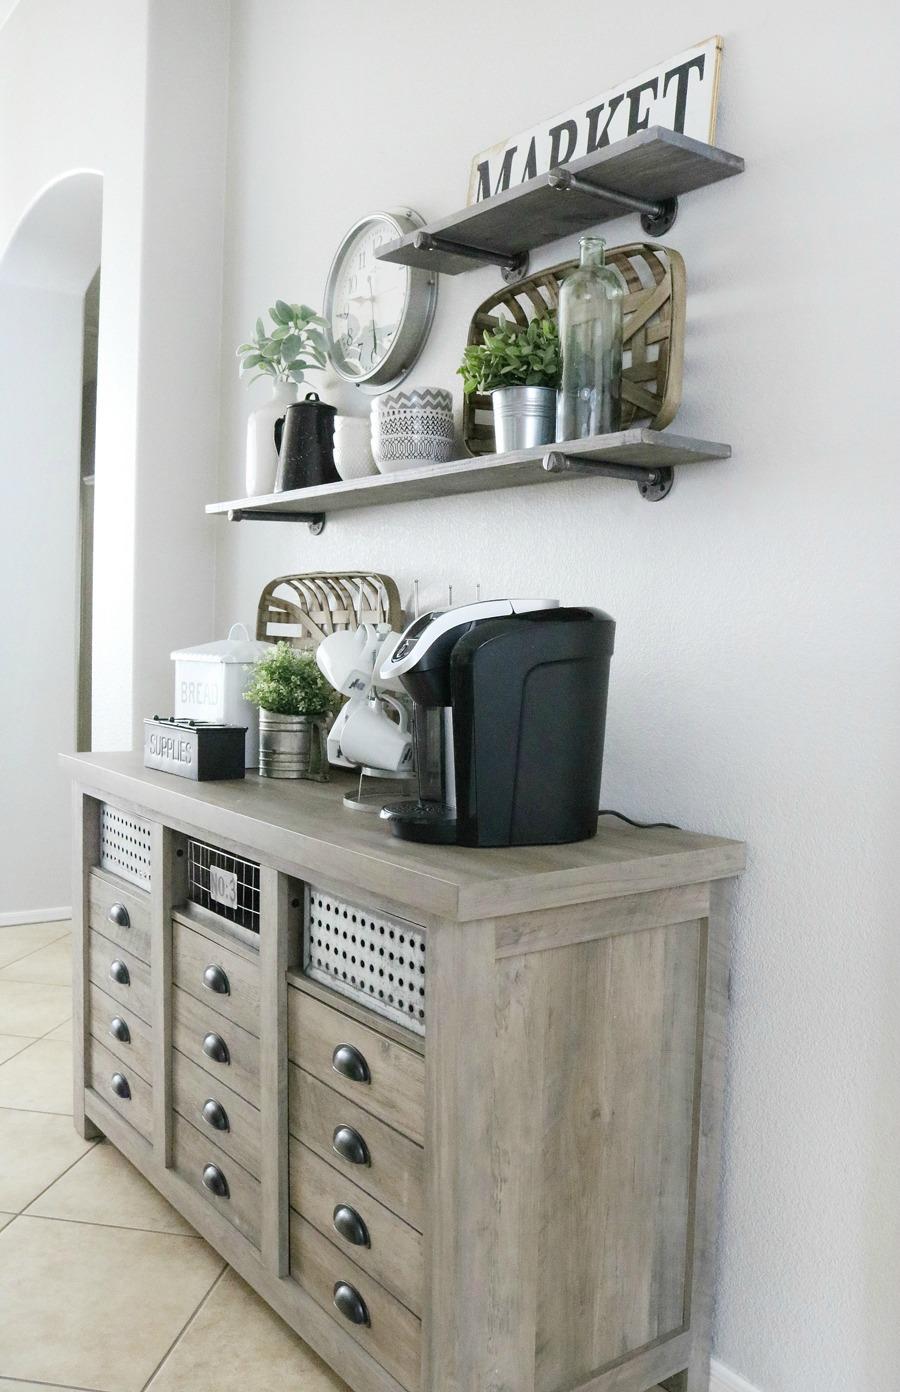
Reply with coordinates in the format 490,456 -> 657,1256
556,236 -> 624,441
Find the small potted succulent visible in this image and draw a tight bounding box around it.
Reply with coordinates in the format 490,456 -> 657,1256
237,301 -> 328,497
458,315 -> 560,452
244,642 -> 340,781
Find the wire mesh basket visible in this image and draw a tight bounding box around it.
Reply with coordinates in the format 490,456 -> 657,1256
304,887 -> 425,1035
187,839 -> 260,935
99,804 -> 152,890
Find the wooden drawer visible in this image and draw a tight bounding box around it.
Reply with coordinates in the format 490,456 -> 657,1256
88,871 -> 151,964
89,930 -> 151,1022
289,1064 -> 424,1231
289,1138 -> 422,1315
89,982 -> 153,1083
290,1213 -> 420,1392
289,987 -> 424,1144
173,1049 -> 260,1178
172,1113 -> 261,1249
172,986 -> 260,1106
88,1037 -> 153,1142
173,917 -> 260,1037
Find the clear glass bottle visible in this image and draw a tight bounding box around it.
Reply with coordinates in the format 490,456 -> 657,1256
556,236 -> 624,441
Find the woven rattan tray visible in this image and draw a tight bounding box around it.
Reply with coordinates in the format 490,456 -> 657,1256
462,242 -> 685,456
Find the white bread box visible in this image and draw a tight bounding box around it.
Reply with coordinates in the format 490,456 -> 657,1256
171,623 -> 270,768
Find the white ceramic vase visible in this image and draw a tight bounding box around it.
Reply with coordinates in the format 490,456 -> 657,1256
245,380 -> 299,496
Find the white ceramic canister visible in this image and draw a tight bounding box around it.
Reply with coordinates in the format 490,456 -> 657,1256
171,623 -> 271,768
333,415 -> 377,480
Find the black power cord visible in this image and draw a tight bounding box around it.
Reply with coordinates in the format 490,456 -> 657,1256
598,809 -> 681,831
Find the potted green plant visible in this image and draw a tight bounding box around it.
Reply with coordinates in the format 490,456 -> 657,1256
458,315 -> 560,453
244,642 -> 340,781
237,301 -> 328,497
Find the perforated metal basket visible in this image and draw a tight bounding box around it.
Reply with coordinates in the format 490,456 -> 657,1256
99,804 -> 152,890
304,887 -> 426,1035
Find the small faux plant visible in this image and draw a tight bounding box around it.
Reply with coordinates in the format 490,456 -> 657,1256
457,315 -> 561,396
244,643 -> 340,717
236,301 -> 328,386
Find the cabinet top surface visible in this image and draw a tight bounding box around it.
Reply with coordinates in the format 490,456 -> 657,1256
64,751 -> 744,922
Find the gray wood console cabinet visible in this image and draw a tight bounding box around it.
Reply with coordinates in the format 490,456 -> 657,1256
65,752 -> 744,1392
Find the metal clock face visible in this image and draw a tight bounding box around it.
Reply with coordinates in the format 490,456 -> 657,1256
324,210 -> 437,393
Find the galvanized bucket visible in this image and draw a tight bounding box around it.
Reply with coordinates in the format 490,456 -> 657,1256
491,385 -> 557,453
258,710 -> 329,781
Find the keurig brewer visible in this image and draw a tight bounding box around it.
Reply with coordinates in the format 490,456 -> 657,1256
378,598 -> 615,847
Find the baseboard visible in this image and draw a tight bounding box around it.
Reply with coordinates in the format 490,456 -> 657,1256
0,906 -> 71,927
711,1359 -> 762,1392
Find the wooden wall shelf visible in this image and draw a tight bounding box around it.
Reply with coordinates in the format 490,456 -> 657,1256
208,430 -> 731,530
376,127 -> 744,279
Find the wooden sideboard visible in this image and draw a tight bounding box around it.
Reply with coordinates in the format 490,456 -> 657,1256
63,751 -> 744,1392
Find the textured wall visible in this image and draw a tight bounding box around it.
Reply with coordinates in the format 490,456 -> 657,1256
214,3 -> 900,1389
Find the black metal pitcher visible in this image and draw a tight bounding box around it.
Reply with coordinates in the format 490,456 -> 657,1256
273,392 -> 338,491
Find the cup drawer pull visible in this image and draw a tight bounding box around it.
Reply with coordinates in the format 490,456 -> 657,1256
333,1281 -> 370,1327
202,964 -> 230,996
202,1032 -> 230,1064
332,1043 -> 371,1085
202,1163 -> 229,1198
109,960 -> 130,986
333,1204 -> 370,1248
201,1098 -> 229,1132
110,1073 -> 131,1099
107,902 -> 131,929
332,1125 -> 370,1167
109,1017 -> 131,1044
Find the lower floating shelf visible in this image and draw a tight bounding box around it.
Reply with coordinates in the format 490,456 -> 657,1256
207,428 -> 731,530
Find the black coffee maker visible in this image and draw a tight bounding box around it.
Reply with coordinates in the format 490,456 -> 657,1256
378,599 -> 615,847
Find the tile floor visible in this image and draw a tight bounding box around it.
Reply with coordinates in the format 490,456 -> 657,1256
0,919 -> 350,1392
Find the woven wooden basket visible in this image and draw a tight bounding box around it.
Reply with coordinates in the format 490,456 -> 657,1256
256,573 -> 403,649
462,242 -> 685,456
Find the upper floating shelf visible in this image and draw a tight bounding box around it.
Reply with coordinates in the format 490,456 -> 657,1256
208,429 -> 731,530
377,127 -> 744,277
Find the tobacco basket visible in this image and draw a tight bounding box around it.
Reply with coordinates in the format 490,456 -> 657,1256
256,572 -> 403,650
461,242 -> 685,456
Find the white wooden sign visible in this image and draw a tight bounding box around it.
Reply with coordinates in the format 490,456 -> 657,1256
467,37 -> 723,205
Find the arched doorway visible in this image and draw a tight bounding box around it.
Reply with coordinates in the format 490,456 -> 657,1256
0,170 -> 102,920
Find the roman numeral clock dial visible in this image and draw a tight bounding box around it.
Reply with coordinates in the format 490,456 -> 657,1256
324,210 -> 438,392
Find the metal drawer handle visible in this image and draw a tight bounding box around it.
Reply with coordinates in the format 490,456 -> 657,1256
203,964 -> 230,995
110,1073 -> 131,1099
202,1032 -> 230,1065
333,1281 -> 370,1327
109,959 -> 130,986
333,1204 -> 370,1248
202,1098 -> 229,1132
107,903 -> 130,929
332,1125 -> 370,1167
109,1017 -> 131,1044
332,1043 -> 371,1085
202,1163 -> 229,1198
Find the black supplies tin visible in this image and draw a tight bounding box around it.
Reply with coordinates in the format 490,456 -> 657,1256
143,718 -> 246,781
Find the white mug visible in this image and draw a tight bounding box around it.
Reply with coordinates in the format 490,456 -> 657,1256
316,625 -> 390,698
340,694 -> 413,773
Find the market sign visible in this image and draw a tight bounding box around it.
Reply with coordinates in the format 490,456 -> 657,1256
467,37 -> 723,205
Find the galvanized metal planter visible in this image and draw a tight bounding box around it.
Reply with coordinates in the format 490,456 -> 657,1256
258,710 -> 329,781
491,385 -> 556,453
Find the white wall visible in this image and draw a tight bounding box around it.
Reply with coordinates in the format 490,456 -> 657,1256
0,282 -> 83,913
0,0 -> 228,915
216,4 -> 900,1390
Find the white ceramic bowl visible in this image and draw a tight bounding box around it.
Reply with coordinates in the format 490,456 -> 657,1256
333,416 -> 377,481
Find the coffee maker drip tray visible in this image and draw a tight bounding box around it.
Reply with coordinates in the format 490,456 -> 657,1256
380,799 -> 458,845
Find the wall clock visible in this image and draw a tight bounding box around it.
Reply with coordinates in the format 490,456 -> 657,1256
324,209 -> 438,393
